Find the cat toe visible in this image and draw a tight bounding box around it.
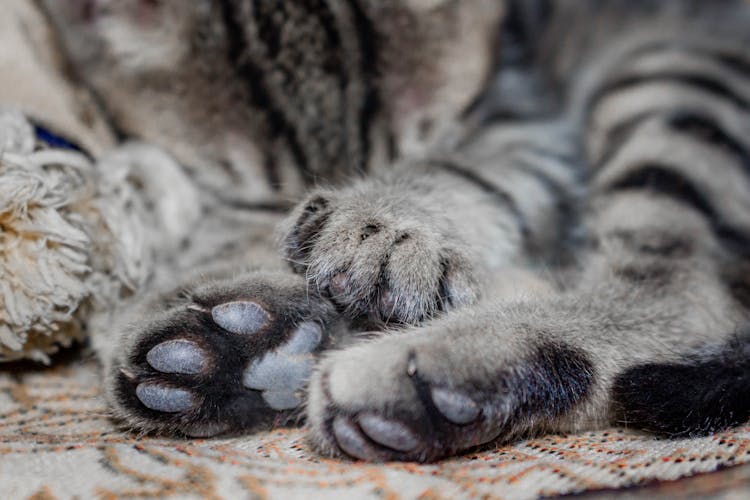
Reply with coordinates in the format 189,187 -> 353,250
332,416 -> 383,461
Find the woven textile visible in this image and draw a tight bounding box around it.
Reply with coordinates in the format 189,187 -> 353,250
1,357 -> 749,499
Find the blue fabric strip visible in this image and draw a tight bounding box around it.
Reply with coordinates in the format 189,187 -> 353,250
33,123 -> 88,155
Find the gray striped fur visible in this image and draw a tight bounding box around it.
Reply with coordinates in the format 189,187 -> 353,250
38,0 -> 750,459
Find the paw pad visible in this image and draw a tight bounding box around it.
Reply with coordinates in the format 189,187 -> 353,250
261,391 -> 302,410
118,274 -> 336,435
332,416 -> 375,461
430,387 -> 480,424
146,339 -> 208,375
242,322 -> 322,410
279,322 -> 323,355
135,383 -> 195,413
211,301 -> 269,334
243,352 -> 314,391
358,413 -> 419,452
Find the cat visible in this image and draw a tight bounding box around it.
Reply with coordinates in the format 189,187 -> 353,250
38,0 -> 750,462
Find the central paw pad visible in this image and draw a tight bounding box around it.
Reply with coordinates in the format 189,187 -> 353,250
243,322 -> 322,410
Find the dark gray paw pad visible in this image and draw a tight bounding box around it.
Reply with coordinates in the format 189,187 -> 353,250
431,387 -> 480,424
358,413 -> 419,452
211,301 -> 269,334
332,416 -> 378,461
146,339 -> 208,374
135,383 -> 195,413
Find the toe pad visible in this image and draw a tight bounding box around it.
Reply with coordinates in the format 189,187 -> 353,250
212,301 -> 269,335
136,383 -> 195,413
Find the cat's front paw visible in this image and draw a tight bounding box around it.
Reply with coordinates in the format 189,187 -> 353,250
282,185 -> 479,326
109,272 -> 338,437
306,335 -> 503,462
306,317 -> 594,462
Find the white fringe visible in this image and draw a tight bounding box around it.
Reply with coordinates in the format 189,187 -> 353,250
0,110 -> 199,363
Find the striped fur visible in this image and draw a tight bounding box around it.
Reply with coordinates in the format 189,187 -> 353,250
37,0 -> 750,459
42,0 -> 502,199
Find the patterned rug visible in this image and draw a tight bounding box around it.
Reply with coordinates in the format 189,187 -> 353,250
2,353 -> 749,499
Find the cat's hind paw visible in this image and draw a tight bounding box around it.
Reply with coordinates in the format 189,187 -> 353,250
109,272 -> 337,437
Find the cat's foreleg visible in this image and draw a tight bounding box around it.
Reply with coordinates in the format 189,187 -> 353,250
280,133 -> 581,327
306,192 -> 746,461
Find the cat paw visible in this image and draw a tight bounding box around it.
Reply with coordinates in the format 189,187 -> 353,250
306,336 -> 501,462
109,272 -> 338,437
306,317 -> 594,462
282,185 -> 479,326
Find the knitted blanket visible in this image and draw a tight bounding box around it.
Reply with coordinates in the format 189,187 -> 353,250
2,355 -> 749,499
2,3 -> 750,498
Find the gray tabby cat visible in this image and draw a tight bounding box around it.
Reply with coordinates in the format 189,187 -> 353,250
41,0 -> 750,461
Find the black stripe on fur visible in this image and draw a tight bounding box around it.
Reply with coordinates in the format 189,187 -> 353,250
607,165 -> 718,220
344,0 -> 379,173
430,159 -> 531,244
668,111 -> 750,178
594,111 -> 655,168
514,340 -> 595,421
589,73 -> 750,113
605,164 -> 750,258
612,332 -> 750,436
219,0 -> 313,182
624,41 -> 750,80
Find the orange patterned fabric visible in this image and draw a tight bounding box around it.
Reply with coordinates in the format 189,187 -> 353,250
2,359 -> 749,499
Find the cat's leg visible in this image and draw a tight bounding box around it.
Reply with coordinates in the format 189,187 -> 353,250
102,126 -> 579,437
97,212 -> 351,437
305,31 -> 750,461
305,189 -> 748,462
280,130 -> 581,327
